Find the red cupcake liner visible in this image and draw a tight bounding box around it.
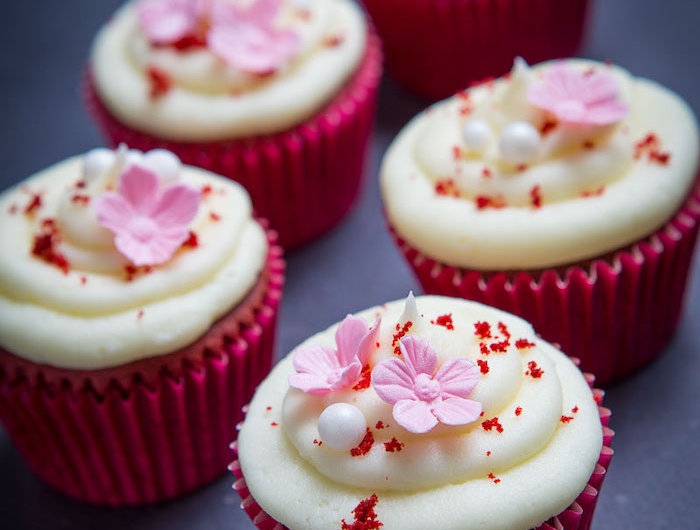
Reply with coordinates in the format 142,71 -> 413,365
229,372 -> 613,530
390,177 -> 700,386
83,28 -> 383,250
360,0 -> 591,100
0,222 -> 284,506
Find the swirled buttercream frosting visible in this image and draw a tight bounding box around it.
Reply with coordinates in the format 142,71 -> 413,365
0,147 -> 267,369
90,0 -> 367,141
381,58 -> 699,270
237,295 -> 602,530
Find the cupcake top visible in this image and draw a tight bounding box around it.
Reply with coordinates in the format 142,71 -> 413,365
0,146 -> 267,369
381,58 -> 700,270
90,0 -> 367,141
237,294 -> 603,530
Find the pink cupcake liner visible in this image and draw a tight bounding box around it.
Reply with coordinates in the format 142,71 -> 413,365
229,371 -> 613,530
0,223 -> 284,506
389,177 -> 700,386
361,0 -> 591,100
83,29 -> 383,250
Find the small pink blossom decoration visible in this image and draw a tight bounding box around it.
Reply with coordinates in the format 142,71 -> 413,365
371,336 -> 482,434
289,315 -> 381,395
136,0 -> 301,74
527,62 -> 629,126
94,165 -> 200,266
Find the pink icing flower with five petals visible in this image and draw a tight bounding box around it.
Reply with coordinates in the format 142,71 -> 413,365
372,336 -> 482,434
289,315 -> 381,395
527,62 -> 629,126
94,164 -> 200,266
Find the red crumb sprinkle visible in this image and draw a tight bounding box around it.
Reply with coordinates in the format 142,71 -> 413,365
489,340 -> 510,353
474,321 -> 492,339
525,360 -> 544,379
392,321 -> 413,355
353,365 -> 372,391
270,422 -> 279,427
350,428 -> 375,457
481,417 -> 504,434
572,406 -> 579,414
486,451 -> 491,456
477,359 -> 490,375
341,494 -> 383,530
497,322 -> 511,340
124,264 -> 153,282
147,66 -> 172,99
560,416 -> 573,424
266,406 -> 272,412
169,33 -> 207,51
31,219 -> 70,274
384,438 -> 404,453
479,342 -> 490,355
514,406 -> 523,417
80,276 -> 87,285
475,194 -> 507,209
182,231 -> 199,248
452,145 -> 462,160
74,180 -> 86,189
431,313 -> 454,330
313,439 -> 323,446
24,192 -> 43,216
582,140 -> 596,150
456,90 -> 473,115
516,164 -> 528,173
323,33 -> 344,47
209,212 -> 221,222
530,185 -> 542,209
201,184 -> 213,197
515,338 -> 536,350
435,179 -> 461,197
375,421 -> 386,430
71,194 -> 90,205
137,309 -> 144,320
540,118 -> 558,136
481,166 -> 492,179
487,473 -> 501,484
634,132 -> 671,165
581,186 -> 605,198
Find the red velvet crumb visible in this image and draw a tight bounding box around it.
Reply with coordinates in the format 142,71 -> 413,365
31,219 -> 70,274
270,422 -> 279,427
525,360 -> 544,379
489,340 -> 510,353
182,231 -> 199,248
137,309 -> 144,320
572,406 -> 579,414
24,192 -> 43,216
313,439 -> 323,446
475,194 -> 507,209
530,185 -> 542,209
375,421 -> 386,430
481,417 -> 503,433
481,167 -> 492,179
350,428 -> 375,457
147,66 -> 172,99
634,133 -> 671,165
392,321 -> 413,355
384,438 -> 404,453
201,184 -> 213,197
486,451 -> 491,456
341,494 -> 383,530
71,194 -> 90,205
477,359 -> 490,374
582,140 -> 596,150
497,322 -> 511,339
487,472 -> 501,484
435,179 -> 461,198
582,187 -> 605,198
540,118 -> 558,136
323,34 -> 344,47
560,416 -> 573,424
474,321 -> 492,339
479,342 -> 490,355
514,406 -> 523,417
209,212 -> 221,222
431,313 -> 454,330
353,365 -> 372,391
515,338 -> 535,350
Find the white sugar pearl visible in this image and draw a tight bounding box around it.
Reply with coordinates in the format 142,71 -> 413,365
499,121 -> 541,165
124,149 -> 144,168
317,403 -> 367,451
460,119 -> 492,153
82,148 -> 115,181
143,149 -> 182,182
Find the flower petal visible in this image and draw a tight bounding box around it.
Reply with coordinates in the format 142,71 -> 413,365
287,372 -> 332,395
371,358 -> 416,404
151,183 -> 200,227
356,316 -> 381,366
399,336 -> 437,378
119,165 -> 160,215
392,399 -> 438,434
137,0 -> 198,44
432,397 -> 482,426
330,362 -> 363,392
94,193 -> 134,234
292,345 -> 341,376
335,315 -> 372,366
434,358 -> 481,399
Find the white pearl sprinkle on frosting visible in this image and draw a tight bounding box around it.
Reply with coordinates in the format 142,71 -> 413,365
499,121 -> 542,165
460,118 -> 493,153
141,149 -> 182,182
317,403 -> 367,451
82,148 -> 115,182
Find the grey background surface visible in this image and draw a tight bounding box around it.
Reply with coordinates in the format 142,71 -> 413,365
1,0 -> 699,528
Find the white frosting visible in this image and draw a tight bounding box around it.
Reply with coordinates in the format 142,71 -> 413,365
238,296 -> 602,530
381,59 -> 700,270
90,0 -> 367,141
0,151 -> 267,369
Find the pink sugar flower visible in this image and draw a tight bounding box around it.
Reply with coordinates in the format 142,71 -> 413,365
289,315 -> 381,395
527,62 -> 629,126
207,0 -> 300,73
372,336 -> 482,434
94,165 -> 200,266
136,0 -> 206,45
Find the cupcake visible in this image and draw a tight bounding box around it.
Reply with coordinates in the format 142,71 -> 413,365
380,58 -> 700,385
232,294 -> 613,530
84,0 -> 382,249
0,146 -> 284,505
360,0 -> 591,100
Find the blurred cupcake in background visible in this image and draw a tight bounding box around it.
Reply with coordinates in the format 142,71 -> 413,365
381,58 -> 700,385
0,146 -> 284,505
84,0 -> 382,249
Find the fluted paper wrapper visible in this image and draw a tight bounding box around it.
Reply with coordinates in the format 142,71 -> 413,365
0,224 -> 284,506
84,30 -> 382,250
361,0 -> 590,100
390,179 -> 700,386
229,371 -> 612,530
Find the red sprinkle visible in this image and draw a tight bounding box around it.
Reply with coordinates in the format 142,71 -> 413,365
147,66 -> 172,99
209,212 -> 221,222
24,192 -> 43,215
435,179 -> 461,197
475,194 -> 507,209
479,342 -> 490,355
497,322 -> 511,340
80,276 -> 87,285
514,406 -> 523,417
634,132 -> 671,165
489,340 -> 510,353
486,451 -> 491,456
182,231 -> 199,248
350,428 -> 375,457
431,314 -> 454,330
137,309 -> 144,320
323,34 -> 344,47
270,422 -> 279,427
481,167 -> 493,179
481,417 -> 503,434
474,321 -> 492,339
31,219 -> 69,274
375,421 -> 386,430
384,438 -> 404,453
530,185 -> 543,209
201,184 -> 213,197
392,322 -> 413,355
313,439 -> 323,446
353,365 -> 372,391
581,187 -> 605,198
515,338 -> 536,350
341,494 -> 383,530
560,416 -> 573,424
572,406 -> 579,414
487,472 -> 501,484
525,360 -> 544,379
540,118 -> 558,136
582,140 -> 596,150
71,194 -> 90,205
477,359 -> 490,375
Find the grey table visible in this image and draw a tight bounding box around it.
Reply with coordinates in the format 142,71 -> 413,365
1,1 -> 699,528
